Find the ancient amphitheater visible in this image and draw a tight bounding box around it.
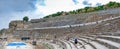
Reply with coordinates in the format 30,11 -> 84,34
0,8 -> 120,49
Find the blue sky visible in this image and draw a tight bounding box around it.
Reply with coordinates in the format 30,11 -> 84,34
0,0 -> 120,29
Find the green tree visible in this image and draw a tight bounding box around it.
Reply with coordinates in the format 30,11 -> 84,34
87,7 -> 95,12
95,5 -> 104,10
107,1 -> 116,7
104,1 -> 119,9
84,7 -> 90,12
23,16 -> 29,22
76,9 -> 82,13
44,16 -> 50,18
81,9 -> 86,13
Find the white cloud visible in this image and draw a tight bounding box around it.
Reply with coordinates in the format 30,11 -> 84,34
35,0 -> 85,16
72,0 -> 79,5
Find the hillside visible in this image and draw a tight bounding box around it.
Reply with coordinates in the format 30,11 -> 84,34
44,1 -> 120,18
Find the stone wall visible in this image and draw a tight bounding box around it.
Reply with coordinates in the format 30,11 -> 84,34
9,20 -> 30,29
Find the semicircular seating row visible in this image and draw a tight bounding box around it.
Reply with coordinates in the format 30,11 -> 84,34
41,34 -> 120,49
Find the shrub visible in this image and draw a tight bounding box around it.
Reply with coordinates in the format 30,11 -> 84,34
23,16 -> 29,22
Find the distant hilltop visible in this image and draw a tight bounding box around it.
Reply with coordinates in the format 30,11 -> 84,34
44,1 -> 120,18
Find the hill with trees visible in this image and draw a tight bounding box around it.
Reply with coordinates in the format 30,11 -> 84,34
44,1 -> 120,18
